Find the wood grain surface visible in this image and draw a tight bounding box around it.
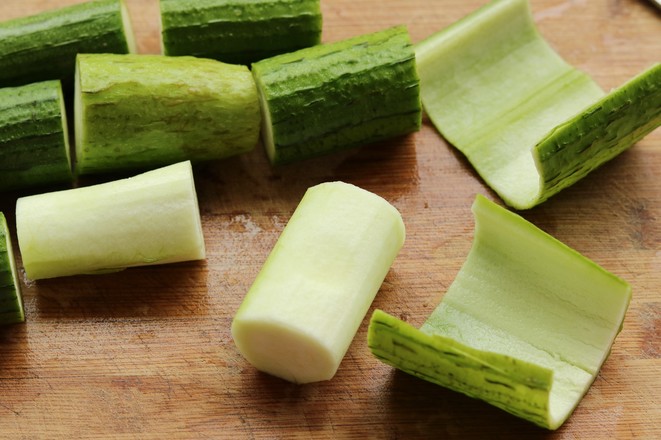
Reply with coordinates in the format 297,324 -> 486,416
0,0 -> 659,438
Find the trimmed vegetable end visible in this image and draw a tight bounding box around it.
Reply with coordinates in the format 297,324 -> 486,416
368,194 -> 631,430
16,161 -> 206,280
120,0 -> 138,54
232,319 -> 338,384
232,181 -> 405,384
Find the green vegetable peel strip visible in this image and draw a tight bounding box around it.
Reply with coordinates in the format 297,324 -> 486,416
160,0 -> 322,65
416,0 -> 661,209
368,195 -> 631,429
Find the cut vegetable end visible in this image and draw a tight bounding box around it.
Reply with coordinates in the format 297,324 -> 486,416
232,319 -> 338,384
0,213 -> 25,325
16,161 -> 206,280
233,181 -> 405,383
368,195 -> 630,429
256,83 -> 277,164
120,0 -> 137,54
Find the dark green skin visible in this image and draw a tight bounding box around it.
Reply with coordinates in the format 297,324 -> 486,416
0,80 -> 72,191
161,0 -> 322,65
0,0 -> 132,88
0,213 -> 24,325
536,63 -> 661,204
252,25 -> 422,165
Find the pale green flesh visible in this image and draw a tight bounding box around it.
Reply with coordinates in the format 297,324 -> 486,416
416,0 -> 660,209
0,213 -> 25,324
160,0 -> 322,64
0,0 -> 136,88
232,182 -> 405,384
120,0 -> 137,54
16,161 -> 206,280
368,195 -> 631,429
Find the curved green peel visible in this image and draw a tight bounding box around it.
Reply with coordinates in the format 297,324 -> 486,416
416,0 -> 661,209
368,195 -> 631,429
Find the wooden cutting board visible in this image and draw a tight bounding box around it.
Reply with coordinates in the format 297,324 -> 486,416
0,0 -> 659,438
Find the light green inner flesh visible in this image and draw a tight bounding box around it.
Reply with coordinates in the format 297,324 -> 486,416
120,0 -> 137,54
74,60 -> 84,169
233,182 -> 405,383
416,0 -> 604,209
370,195 -> 631,429
16,161 -> 206,280
1,215 -> 24,323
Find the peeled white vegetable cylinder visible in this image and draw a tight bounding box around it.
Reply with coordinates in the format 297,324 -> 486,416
16,160 -> 205,280
232,181 -> 405,384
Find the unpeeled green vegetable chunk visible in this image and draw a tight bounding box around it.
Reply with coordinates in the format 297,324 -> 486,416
0,80 -> 72,191
16,161 -> 205,280
232,182 -> 405,383
0,213 -> 24,325
368,195 -> 631,430
252,25 -> 422,165
416,0 -> 661,209
0,0 -> 136,88
74,53 -> 261,175
160,0 -> 322,65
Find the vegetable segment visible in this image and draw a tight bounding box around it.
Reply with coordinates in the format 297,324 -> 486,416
16,161 -> 206,280
416,0 -> 661,209
252,25 -> 422,165
232,182 -> 405,384
0,213 -> 25,325
0,80 -> 73,191
160,0 -> 322,65
74,53 -> 261,175
368,195 -> 631,429
0,0 -> 136,88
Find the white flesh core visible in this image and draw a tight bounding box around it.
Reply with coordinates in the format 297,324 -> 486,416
232,181 -> 405,383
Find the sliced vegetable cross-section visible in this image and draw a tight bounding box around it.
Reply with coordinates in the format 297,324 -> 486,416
0,0 -> 136,88
16,161 -> 206,280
